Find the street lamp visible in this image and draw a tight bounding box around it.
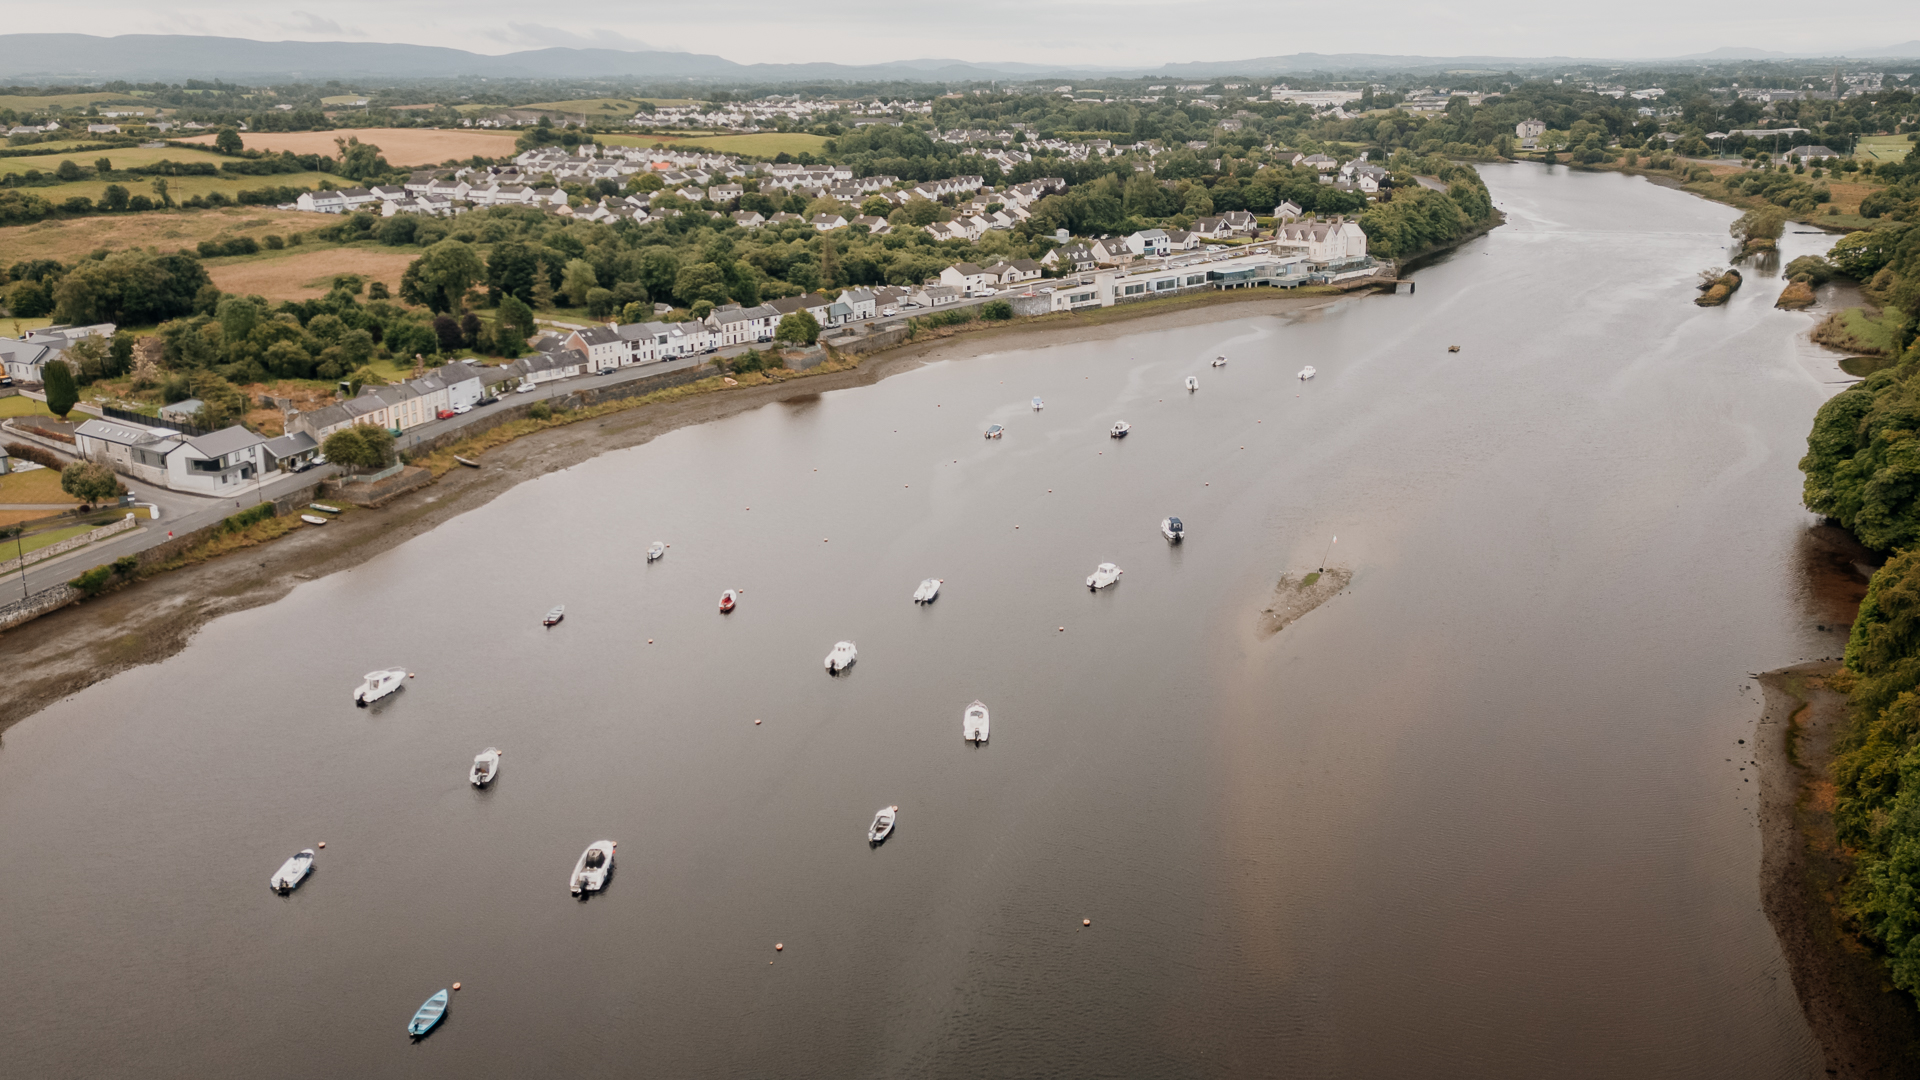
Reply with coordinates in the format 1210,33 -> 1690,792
2,524 -> 26,601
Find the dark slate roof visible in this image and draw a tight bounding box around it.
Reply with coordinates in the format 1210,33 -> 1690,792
183,425 -> 266,459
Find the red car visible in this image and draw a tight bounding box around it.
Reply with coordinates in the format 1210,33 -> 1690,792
436,408 -> 456,420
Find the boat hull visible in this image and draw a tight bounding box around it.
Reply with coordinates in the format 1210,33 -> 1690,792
408,990 -> 449,1037
964,702 -> 989,743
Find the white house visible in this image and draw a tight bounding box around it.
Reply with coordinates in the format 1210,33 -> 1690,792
1273,200 -> 1304,221
565,325 -> 628,372
705,304 -> 779,345
162,426 -> 268,494
982,260 -> 1042,286
1516,119 -> 1547,140
1273,216 -> 1369,263
837,289 -> 878,320
1125,229 -> 1172,257
940,263 -> 995,292
810,213 -> 849,231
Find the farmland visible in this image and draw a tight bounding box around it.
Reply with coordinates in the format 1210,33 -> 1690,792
174,128 -> 520,165
3,143 -> 231,174
12,170 -> 338,207
1856,134 -> 1917,163
204,247 -> 418,302
0,207 -> 319,263
0,91 -> 149,113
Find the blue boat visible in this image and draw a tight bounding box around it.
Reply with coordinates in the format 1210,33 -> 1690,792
408,990 -> 449,1037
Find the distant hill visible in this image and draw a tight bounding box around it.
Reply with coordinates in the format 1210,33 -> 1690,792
0,34 -> 1915,85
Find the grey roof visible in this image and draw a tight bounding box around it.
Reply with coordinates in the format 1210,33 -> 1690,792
182,425 -> 266,459
573,325 -> 621,346
74,417 -> 173,445
262,431 -> 318,460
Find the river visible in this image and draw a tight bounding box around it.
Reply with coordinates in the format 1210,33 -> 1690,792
0,164 -> 1853,1078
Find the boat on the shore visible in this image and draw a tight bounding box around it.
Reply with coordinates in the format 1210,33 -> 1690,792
1161,516 -> 1185,542
300,514 -> 328,526
719,589 -> 737,613
1448,345 -> 1461,353
270,849 -> 314,893
1086,562 -> 1123,590
1185,376 -> 1199,392
543,605 -> 565,627
868,805 -> 898,844
646,541 -> 667,562
308,502 -> 340,514
1031,397 -> 1044,410
354,668 -> 407,707
407,990 -> 449,1038
471,747 -> 500,787
454,455 -> 482,469
1110,421 -> 1130,438
825,640 -> 857,673
913,578 -> 941,604
964,700 -> 989,744
1297,366 -> 1316,380
1212,355 -> 1228,367
570,840 -> 616,896
985,424 -> 1005,440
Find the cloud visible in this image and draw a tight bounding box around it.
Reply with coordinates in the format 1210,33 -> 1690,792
485,22 -> 679,52
284,10 -> 366,38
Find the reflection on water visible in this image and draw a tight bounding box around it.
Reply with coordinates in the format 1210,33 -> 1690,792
0,165 -> 1849,1079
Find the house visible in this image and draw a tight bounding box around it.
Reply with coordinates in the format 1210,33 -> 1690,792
262,431 -> 319,472
1516,119 -> 1547,140
838,288 -> 878,320
913,285 -> 962,308
768,292 -> 839,327
0,339 -> 55,384
1189,216 -> 1233,240
74,418 -> 177,483
1219,210 -> 1257,234
850,215 -> 891,234
1042,243 -> 1097,272
1163,229 -> 1201,252
940,262 -> 995,292
296,190 -> 349,214
1124,229 -> 1172,257
1299,154 -> 1338,172
982,260 -> 1042,286
1788,144 -> 1840,161
1273,216 -> 1369,263
1273,200 -> 1304,222
810,213 -> 849,231
565,325 -> 627,372
706,303 -> 780,345
732,210 -> 767,228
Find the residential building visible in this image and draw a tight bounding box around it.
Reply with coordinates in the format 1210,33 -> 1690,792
1273,216 -> 1369,263
1125,229 -> 1173,257
705,304 -> 780,345
838,289 -> 878,320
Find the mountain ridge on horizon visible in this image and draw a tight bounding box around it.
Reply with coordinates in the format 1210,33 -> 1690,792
0,33 -> 1916,84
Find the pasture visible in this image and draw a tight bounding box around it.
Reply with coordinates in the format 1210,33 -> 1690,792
174,128 -> 520,165
602,132 -> 830,157
205,247 -> 417,302
0,207 -> 319,263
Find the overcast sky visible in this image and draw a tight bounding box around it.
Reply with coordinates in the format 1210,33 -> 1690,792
23,2 -> 1920,67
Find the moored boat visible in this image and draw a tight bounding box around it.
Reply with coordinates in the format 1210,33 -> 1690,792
570,840 -> 616,896
270,849 -> 314,893
1031,397 -> 1044,410
825,640 -> 857,673
964,700 -> 989,744
1185,376 -> 1198,392
471,747 -> 500,787
1161,516 -> 1185,542
454,455 -> 482,468
869,805 -> 898,844
1212,355 -> 1228,367
1448,345 -> 1461,353
543,605 -> 565,627
354,668 -> 407,707
913,578 -> 941,604
719,589 -> 737,613
1297,366 -> 1316,380
1086,562 -> 1123,590
300,514 -> 328,526
1109,421 -> 1130,438
308,502 -> 341,514
407,990 -> 449,1037
984,424 -> 1005,440
646,541 -> 666,562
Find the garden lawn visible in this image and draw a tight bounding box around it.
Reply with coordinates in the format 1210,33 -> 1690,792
0,396 -> 59,419
0,467 -> 79,504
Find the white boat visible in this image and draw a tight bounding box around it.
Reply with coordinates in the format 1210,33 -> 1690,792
964,700 -> 989,744
825,640 -> 858,673
1161,516 -> 1185,542
913,578 -> 942,604
270,849 -> 314,893
1185,376 -> 1198,392
1212,355 -> 1228,367
1297,365 -> 1317,380
1086,562 -> 1123,590
984,424 -> 1004,440
570,840 -> 616,896
471,747 -> 500,787
299,514 -> 328,526
868,805 -> 898,844
354,668 -> 406,707
646,541 -> 666,562
1031,397 -> 1044,410
1109,421 -> 1130,438
543,605 -> 565,626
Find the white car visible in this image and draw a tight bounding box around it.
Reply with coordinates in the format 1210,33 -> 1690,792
881,306 -> 898,317
452,403 -> 472,415
516,382 -> 538,394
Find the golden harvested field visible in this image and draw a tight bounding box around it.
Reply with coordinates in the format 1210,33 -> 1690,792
207,247 -> 417,302
176,128 -> 520,165
0,207 -> 319,263
2,143 -> 227,173
12,171 -> 338,207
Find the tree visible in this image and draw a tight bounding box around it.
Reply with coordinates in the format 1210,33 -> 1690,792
561,258 -> 599,306
321,425 -> 394,475
1731,206 -> 1787,245
403,240 -> 485,314
586,287 -> 615,319
497,294 -> 536,347
188,372 -> 247,428
101,184 -> 130,211
60,460 -> 121,506
432,314 -> 464,353
42,359 -> 78,418
775,311 -> 820,345
673,262 -> 730,308
214,127 -> 244,154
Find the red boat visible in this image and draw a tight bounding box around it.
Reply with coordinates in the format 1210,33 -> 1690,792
718,590 -> 737,613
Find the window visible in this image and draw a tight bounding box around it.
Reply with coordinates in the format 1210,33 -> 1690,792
1123,284 -> 1146,296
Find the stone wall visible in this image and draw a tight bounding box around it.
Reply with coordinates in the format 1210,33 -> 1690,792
0,514 -> 137,576
323,465 -> 431,508
0,583 -> 81,632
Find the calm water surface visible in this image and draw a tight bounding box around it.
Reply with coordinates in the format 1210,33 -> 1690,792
0,165 -> 1850,1077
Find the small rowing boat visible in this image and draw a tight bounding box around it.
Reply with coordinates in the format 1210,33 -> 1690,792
454,455 -> 481,468
719,590 -> 737,613
1185,376 -> 1198,392
964,700 -> 989,744
308,503 -> 340,514
408,990 -> 449,1038
471,747 -> 500,787
270,849 -> 314,893
869,805 -> 898,844
300,514 -> 328,526
543,605 -> 565,627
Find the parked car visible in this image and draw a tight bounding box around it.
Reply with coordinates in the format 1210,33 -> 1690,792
881,306 -> 899,317
452,403 -> 472,415
516,382 -> 538,394
476,396 -> 499,407
436,408 -> 455,420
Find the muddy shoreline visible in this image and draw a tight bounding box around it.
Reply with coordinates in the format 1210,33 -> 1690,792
0,291 -> 1344,737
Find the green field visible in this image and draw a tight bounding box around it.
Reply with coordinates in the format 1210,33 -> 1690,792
320,94 -> 370,106
0,394 -> 60,419
0,143 -> 230,174
1856,134 -> 1917,163
601,132 -> 830,157
0,92 -> 148,112
8,170 -> 335,206
519,97 -> 645,114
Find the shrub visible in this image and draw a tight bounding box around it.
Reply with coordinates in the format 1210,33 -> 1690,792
527,400 -> 552,420
221,503 -> 276,533
68,565 -> 112,596
5,442 -> 62,468
60,460 -> 122,505
981,300 -> 1013,320
111,555 -> 139,576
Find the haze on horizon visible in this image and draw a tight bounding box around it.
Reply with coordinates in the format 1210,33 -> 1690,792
12,0 -> 1918,70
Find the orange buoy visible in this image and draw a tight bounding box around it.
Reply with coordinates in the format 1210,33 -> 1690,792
451,982 -> 461,991
1083,919 -> 1091,927
317,841 -> 326,848
775,943 -> 784,951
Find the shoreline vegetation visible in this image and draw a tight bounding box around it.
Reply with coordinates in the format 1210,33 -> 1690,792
0,286 -> 1355,734
1256,567 -> 1353,637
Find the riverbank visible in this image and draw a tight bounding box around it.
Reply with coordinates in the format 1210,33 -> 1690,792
1757,660 -> 1920,1078
0,288 -> 1349,735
